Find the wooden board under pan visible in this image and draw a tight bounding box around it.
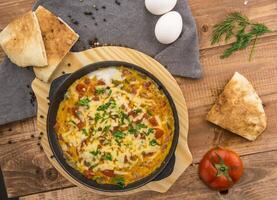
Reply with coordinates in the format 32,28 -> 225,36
32,46 -> 192,195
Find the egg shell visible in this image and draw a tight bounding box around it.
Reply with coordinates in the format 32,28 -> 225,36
145,0 -> 177,15
155,11 -> 183,44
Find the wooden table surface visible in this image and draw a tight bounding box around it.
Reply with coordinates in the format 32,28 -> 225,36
0,0 -> 276,199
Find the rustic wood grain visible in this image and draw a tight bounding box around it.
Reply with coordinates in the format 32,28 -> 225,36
0,0 -> 35,29
1,35 -> 276,198
0,118 -> 36,145
20,150 -> 277,200
0,0 -> 276,199
0,139 -> 72,198
189,0 -> 277,49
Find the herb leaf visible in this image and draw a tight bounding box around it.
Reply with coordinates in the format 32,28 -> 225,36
90,149 -> 100,156
150,139 -> 159,146
113,130 -> 125,139
82,128 -> 89,136
78,97 -> 90,107
211,12 -> 276,60
112,176 -> 125,188
146,128 -> 154,136
103,152 -> 112,161
95,87 -> 106,95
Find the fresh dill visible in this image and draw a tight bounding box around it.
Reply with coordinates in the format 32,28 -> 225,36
211,12 -> 276,61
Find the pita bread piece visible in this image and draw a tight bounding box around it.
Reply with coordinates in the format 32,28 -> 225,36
207,72 -> 267,141
0,11 -> 47,67
34,6 -> 79,82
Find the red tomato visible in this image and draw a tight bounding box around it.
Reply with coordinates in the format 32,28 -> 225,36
75,83 -> 87,96
154,128 -> 164,139
102,170 -> 115,177
199,147 -> 243,191
77,121 -> 85,130
84,169 -> 94,179
149,117 -> 158,126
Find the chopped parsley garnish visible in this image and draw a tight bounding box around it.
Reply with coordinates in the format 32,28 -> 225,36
128,127 -> 137,134
128,123 -> 147,134
112,176 -> 125,188
95,87 -> 106,95
119,111 -> 129,124
136,123 -> 147,129
115,138 -> 121,146
146,128 -> 154,136
134,108 -> 142,114
111,79 -> 121,86
78,97 -> 90,107
113,130 -> 125,139
94,113 -> 101,123
147,110 -> 153,116
97,99 -> 116,111
150,139 -> 159,146
90,149 -> 100,156
103,152 -> 112,161
68,120 -> 77,126
108,89 -> 112,96
103,125 -> 111,133
82,128 -> 89,136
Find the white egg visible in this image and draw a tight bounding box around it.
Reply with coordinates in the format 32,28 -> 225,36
145,0 -> 177,15
155,11 -> 183,44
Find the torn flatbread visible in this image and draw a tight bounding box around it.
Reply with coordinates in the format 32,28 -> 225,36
207,72 -> 267,141
0,11 -> 47,67
33,6 -> 79,82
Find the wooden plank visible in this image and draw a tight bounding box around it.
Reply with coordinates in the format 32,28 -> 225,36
0,0 -> 35,29
0,0 -> 276,198
20,150 -> 277,200
0,35 -> 276,197
0,139 -> 72,198
0,118 -> 36,145
189,0 -> 277,49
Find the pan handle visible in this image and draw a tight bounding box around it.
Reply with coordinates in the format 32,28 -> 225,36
153,154 -> 175,181
49,74 -> 71,103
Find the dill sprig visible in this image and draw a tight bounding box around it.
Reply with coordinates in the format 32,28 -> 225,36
211,12 -> 276,61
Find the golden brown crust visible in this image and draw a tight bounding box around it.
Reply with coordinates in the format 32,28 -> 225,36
207,72 -> 267,141
33,6 -> 79,82
0,11 -> 47,67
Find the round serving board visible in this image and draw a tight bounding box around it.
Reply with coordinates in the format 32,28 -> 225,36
32,46 -> 192,195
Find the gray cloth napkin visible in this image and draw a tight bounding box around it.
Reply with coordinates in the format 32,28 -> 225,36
0,0 -> 201,125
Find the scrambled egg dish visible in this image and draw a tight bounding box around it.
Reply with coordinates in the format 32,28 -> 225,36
55,66 -> 175,188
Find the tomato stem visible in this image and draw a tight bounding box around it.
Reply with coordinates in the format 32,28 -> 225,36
214,153 -> 233,182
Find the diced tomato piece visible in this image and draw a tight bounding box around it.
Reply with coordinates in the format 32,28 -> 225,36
143,113 -> 149,119
128,110 -> 137,117
70,107 -> 79,118
142,152 -> 154,157
124,155 -> 128,163
76,83 -> 87,95
155,128 -> 164,139
84,169 -> 94,179
149,117 -> 158,126
84,78 -> 91,85
97,80 -> 106,85
77,121 -> 85,129
143,81 -> 152,88
102,169 -> 115,177
131,87 -> 137,94
122,69 -> 132,76
92,96 -> 99,101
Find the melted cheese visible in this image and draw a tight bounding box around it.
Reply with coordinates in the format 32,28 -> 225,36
55,66 -> 175,186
